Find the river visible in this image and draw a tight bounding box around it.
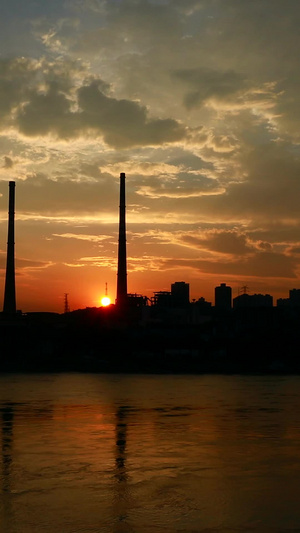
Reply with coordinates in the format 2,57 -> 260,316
1,373 -> 300,532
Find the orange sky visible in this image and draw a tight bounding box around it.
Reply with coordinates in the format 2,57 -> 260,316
0,0 -> 300,312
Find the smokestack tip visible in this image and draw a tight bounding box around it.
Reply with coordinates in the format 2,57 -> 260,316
9,181 -> 15,186
120,172 -> 126,178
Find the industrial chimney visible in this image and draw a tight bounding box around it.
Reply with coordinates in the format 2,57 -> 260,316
3,181 -> 16,315
116,172 -> 127,308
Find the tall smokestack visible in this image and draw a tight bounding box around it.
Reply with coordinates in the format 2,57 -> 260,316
3,181 -> 16,315
116,172 -> 127,308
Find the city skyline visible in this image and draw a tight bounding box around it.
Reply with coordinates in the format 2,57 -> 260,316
1,1 -> 300,312
0,178 -> 297,313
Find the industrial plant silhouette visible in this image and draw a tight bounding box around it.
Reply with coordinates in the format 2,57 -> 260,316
1,176 -> 300,374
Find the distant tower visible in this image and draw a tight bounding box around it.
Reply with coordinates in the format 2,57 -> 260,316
215,283 -> 232,311
3,181 -> 16,315
64,293 -> 70,314
116,172 -> 127,307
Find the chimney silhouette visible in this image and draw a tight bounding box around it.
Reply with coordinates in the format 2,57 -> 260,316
3,181 -> 16,315
116,172 -> 127,307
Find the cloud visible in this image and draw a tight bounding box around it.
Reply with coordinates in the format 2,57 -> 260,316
159,251 -> 297,279
53,232 -> 111,243
174,67 -> 247,110
74,255 -> 116,268
76,80 -> 185,147
101,161 -> 182,177
128,227 -> 273,261
219,143 -> 300,219
0,256 -> 52,271
0,58 -> 37,122
0,172 -> 119,216
135,172 -> 223,199
0,57 -> 186,148
0,54 -> 183,149
286,245 -> 300,256
3,156 -> 13,168
181,230 -> 252,256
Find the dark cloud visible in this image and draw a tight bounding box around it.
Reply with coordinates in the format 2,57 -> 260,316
174,67 -> 246,109
3,156 -> 13,168
256,241 -> 273,251
286,246 -> 300,256
182,230 -> 252,255
0,58 -> 35,121
15,75 -> 185,147
77,80 -> 185,147
0,57 -> 84,122
160,251 -> 297,279
17,82 -> 77,138
0,57 -> 185,148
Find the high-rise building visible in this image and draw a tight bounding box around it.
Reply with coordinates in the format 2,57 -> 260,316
171,281 -> 190,307
3,181 -> 16,315
215,283 -> 232,311
116,172 -> 127,308
289,289 -> 300,306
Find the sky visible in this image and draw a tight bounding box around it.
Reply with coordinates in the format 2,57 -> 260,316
0,0 -> 300,312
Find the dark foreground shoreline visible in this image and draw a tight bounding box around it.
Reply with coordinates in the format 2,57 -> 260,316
1,306 -> 300,374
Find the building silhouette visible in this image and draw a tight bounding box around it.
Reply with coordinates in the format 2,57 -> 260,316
277,289 -> 300,309
289,289 -> 300,306
116,172 -> 127,308
193,297 -> 212,313
171,281 -> 190,308
3,181 -> 16,315
152,291 -> 172,308
215,283 -> 232,311
233,293 -> 273,309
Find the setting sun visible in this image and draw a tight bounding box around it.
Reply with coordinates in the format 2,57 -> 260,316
101,296 -> 111,307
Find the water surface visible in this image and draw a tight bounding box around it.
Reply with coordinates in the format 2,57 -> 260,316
1,373 -> 300,532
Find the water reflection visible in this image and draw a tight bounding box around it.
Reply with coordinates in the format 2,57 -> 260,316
1,403 -> 14,494
115,405 -> 128,483
113,405 -> 132,533
1,402 -> 14,533
1,374 -> 300,532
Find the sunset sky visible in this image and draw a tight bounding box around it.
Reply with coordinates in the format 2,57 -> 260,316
0,0 -> 300,312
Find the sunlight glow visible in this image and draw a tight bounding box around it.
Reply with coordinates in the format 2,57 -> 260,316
101,296 -> 111,307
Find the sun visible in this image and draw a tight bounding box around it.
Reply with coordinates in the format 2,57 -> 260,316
101,296 -> 111,307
